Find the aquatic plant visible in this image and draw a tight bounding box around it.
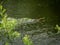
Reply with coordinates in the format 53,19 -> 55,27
0,4 -> 34,45
55,24 -> 60,33
0,4 -> 20,45
23,35 -> 33,45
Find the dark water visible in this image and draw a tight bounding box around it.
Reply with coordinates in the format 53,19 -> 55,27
2,0 -> 60,45
4,0 -> 60,25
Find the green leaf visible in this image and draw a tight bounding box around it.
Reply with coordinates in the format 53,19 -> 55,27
55,25 -> 60,30
5,42 -> 9,45
23,35 -> 33,45
2,9 -> 6,13
0,5 -> 2,10
12,31 -> 20,38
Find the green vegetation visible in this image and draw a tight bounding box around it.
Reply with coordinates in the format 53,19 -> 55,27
0,4 -> 33,45
0,4 -> 20,45
55,25 -> 60,33
23,35 -> 33,45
